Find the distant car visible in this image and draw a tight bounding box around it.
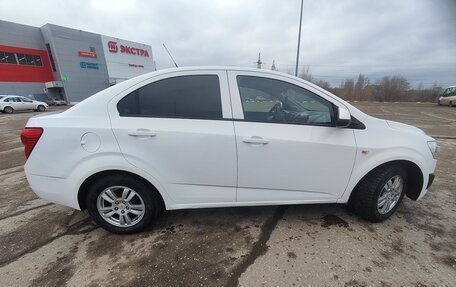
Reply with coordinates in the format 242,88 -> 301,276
21,67 -> 438,234
0,96 -> 49,113
47,98 -> 67,106
438,86 -> 456,106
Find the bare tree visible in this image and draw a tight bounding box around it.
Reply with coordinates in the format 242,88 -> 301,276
314,80 -> 332,90
339,79 -> 355,100
299,66 -> 313,82
354,74 -> 369,101
376,75 -> 410,101
294,70 -> 437,103
328,73 -> 440,103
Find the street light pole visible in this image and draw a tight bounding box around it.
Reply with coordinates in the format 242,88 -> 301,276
295,0 -> 304,77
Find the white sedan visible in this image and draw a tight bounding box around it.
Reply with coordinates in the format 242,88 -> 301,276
21,67 -> 438,234
0,95 -> 49,113
438,86 -> 456,106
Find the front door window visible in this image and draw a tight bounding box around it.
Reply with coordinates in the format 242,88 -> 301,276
237,76 -> 335,126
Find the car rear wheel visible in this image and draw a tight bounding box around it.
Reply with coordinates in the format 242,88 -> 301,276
350,164 -> 407,222
37,105 -> 46,112
86,175 -> 158,234
3,106 -> 13,114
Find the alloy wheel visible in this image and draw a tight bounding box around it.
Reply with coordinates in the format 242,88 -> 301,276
377,175 -> 403,214
97,186 -> 146,227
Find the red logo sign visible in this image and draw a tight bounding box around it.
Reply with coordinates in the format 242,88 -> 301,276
107,41 -> 149,57
108,41 -> 118,53
77,51 -> 97,58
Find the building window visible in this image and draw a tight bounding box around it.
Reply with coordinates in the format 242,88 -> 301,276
16,53 -> 27,65
13,53 -> 43,66
0,52 -> 18,64
33,55 -> 42,66
46,43 -> 57,72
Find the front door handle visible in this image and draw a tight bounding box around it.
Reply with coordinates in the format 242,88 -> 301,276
242,136 -> 269,145
128,129 -> 156,137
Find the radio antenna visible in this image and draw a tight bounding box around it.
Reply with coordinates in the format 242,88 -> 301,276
163,43 -> 179,68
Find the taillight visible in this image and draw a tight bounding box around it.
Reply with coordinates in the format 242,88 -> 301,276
20,128 -> 43,159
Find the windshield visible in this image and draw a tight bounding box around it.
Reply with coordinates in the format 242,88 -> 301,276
442,87 -> 456,97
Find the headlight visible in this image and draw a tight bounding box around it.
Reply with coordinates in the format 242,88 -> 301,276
427,141 -> 439,159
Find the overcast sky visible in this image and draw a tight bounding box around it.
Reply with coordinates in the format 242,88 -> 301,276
1,0 -> 455,87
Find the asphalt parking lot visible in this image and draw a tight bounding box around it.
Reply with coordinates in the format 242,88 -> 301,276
0,102 -> 454,287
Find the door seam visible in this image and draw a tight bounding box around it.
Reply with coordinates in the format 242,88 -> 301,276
226,70 -> 240,202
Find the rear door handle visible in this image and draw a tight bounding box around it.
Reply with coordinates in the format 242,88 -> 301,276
128,129 -> 157,137
242,136 -> 269,145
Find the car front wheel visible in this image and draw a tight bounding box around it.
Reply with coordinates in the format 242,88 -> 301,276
350,164 -> 407,222
37,105 -> 46,112
86,175 -> 158,234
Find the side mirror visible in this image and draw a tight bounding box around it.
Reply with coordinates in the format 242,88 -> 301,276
336,106 -> 351,127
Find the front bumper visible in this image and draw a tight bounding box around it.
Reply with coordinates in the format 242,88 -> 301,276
426,174 -> 435,189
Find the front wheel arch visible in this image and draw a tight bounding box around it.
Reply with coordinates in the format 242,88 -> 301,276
78,170 -> 165,213
349,160 -> 424,202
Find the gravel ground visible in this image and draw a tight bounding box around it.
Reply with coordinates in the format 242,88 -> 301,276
0,102 -> 454,287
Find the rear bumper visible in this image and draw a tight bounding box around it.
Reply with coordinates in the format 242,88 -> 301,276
25,172 -> 80,210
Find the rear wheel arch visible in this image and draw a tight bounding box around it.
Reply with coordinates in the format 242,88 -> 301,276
349,160 -> 424,202
78,170 -> 166,212
3,106 -> 13,113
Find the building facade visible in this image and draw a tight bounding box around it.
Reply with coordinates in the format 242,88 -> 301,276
0,20 -> 154,103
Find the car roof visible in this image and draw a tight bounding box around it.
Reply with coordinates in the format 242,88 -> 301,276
145,66 -> 295,77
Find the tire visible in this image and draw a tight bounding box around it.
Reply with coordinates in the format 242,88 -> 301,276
349,164 -> 407,222
86,174 -> 159,234
450,101 -> 453,107
37,105 -> 46,112
3,106 -> 13,114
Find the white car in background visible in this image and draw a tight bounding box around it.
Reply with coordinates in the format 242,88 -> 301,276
0,95 -> 48,113
21,67 -> 438,234
438,86 -> 456,106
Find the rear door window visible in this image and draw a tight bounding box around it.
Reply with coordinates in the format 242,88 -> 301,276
118,75 -> 223,120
